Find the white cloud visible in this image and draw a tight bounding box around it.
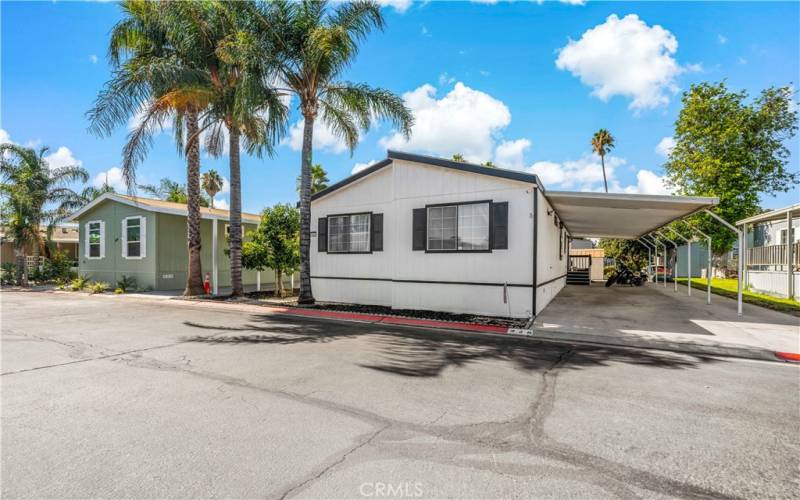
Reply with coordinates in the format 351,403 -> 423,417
738,57 -> 748,65
93,167 -> 127,192
44,146 -> 82,170
219,176 -> 230,194
655,136 -> 675,157
283,119 -> 349,155
379,82 -> 512,162
494,138 -> 531,170
376,0 -> 412,13
529,154 -> 626,191
89,54 -> 99,64
556,0 -> 586,4
528,152 -> 673,195
351,160 -> 377,175
555,14 -> 685,111
0,129 -> 11,145
717,34 -> 727,45
213,198 -> 229,210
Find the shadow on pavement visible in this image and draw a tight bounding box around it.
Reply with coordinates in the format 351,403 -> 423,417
182,313 -> 724,378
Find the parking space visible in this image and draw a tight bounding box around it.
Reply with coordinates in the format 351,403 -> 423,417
535,283 -> 799,354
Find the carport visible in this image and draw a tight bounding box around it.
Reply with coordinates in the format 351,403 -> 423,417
544,191 -> 746,317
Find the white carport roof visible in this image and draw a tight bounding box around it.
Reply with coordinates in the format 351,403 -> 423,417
546,191 -> 718,239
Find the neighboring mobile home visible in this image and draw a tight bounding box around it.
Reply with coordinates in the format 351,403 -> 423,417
69,194 -> 263,291
310,151 -> 571,318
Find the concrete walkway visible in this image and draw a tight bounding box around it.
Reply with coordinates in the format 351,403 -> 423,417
534,283 -> 799,358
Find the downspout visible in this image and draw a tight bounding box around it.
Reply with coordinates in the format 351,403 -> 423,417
531,187 -> 538,319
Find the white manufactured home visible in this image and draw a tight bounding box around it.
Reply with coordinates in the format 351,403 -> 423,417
310,151 -> 571,318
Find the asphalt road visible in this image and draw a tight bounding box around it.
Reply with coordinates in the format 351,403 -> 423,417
2,291 -> 798,499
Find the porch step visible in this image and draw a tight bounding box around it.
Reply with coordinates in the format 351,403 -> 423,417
566,270 -> 591,285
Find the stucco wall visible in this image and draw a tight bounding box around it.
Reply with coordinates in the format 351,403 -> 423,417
311,159 -> 541,318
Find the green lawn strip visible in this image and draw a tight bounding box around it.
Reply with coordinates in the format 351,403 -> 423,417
675,278 -> 800,315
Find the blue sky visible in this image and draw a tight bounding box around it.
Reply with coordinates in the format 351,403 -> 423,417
2,0 -> 798,214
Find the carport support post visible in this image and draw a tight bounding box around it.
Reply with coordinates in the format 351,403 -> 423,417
656,230 -> 679,292
642,235 -> 660,284
704,209 -> 743,316
666,228 -> 692,296
638,238 -> 654,282
685,223 -> 713,306
212,218 -> 219,296
787,212 -> 794,299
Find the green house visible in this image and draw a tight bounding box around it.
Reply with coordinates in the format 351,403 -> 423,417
68,193 -> 263,292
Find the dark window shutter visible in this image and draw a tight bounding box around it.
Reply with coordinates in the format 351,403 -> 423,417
412,208 -> 426,251
371,213 -> 383,252
491,202 -> 509,250
318,217 -> 328,253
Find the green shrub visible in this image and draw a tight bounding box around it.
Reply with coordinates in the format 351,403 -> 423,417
1,263 -> 16,286
116,275 -> 137,293
70,276 -> 89,291
42,250 -> 74,282
89,281 -> 110,294
114,287 -> 124,294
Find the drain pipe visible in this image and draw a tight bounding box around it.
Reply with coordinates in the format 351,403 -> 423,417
665,227 -> 692,297
655,230 -> 679,292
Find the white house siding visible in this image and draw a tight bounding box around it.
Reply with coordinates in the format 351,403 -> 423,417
535,190 -> 568,315
311,159 -> 539,318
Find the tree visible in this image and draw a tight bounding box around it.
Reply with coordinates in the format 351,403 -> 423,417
0,144 -> 88,276
591,129 -> 614,193
451,153 -> 466,163
138,177 -> 209,206
262,0 -> 413,304
295,164 -> 329,195
482,161 -> 496,168
88,0 -> 211,296
597,238 -> 648,272
80,173 -> 116,203
242,203 -> 300,297
201,169 -> 223,208
664,82 -> 798,255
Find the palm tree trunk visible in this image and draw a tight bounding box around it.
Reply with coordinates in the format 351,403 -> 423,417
601,155 -> 608,193
298,115 -> 315,304
229,126 -> 244,297
184,109 -> 204,296
14,245 -> 26,286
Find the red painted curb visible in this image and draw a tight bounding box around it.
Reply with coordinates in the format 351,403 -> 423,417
267,305 -> 510,334
775,352 -> 800,362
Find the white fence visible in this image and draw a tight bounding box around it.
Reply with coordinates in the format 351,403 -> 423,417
747,270 -> 800,300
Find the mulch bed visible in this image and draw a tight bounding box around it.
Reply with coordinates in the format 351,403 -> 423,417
204,290 -> 527,328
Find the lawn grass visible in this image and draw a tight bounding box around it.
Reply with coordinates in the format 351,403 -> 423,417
675,277 -> 800,316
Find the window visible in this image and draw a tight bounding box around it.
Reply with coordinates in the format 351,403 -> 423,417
779,228 -> 796,245
87,221 -> 103,258
328,213 -> 371,253
123,216 -> 145,259
427,202 -> 490,252
224,224 -> 245,238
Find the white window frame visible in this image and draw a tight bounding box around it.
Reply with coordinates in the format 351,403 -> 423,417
327,213 -> 372,254
224,224 -> 246,238
426,201 -> 491,253
85,220 -> 105,260
779,228 -> 796,245
122,216 -> 146,259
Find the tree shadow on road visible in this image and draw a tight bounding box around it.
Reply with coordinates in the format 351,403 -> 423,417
181,314 -> 724,378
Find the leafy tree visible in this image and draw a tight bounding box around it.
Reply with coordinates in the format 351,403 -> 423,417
80,174 -> 116,203
591,129 -> 614,193
665,82 -> 798,255
256,0 -> 413,304
242,203 -> 300,297
598,238 -> 649,272
138,177 -> 209,206
201,169 -> 224,208
295,164 -> 329,195
482,161 -> 496,168
0,144 -> 88,278
451,153 -> 466,163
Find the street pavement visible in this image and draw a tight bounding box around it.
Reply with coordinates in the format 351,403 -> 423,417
2,291 -> 798,499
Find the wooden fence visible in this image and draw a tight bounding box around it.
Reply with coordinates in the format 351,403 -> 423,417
747,242 -> 800,266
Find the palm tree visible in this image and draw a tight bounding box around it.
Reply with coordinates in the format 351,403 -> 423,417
451,153 -> 466,163
88,0 -> 212,296
591,129 -> 615,193
139,177 -> 210,206
201,169 -> 223,208
0,144 -> 88,280
80,173 -> 116,204
295,164 -> 329,195
264,0 -> 413,303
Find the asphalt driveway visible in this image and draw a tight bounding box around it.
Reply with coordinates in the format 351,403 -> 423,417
2,291 -> 798,499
